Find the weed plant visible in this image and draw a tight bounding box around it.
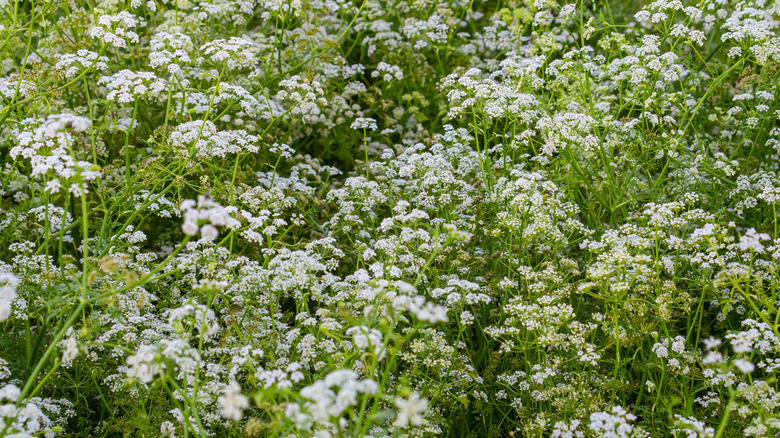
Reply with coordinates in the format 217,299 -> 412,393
1,0 -> 780,437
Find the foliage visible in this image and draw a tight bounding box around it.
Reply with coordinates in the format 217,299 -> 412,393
1,0 -> 780,437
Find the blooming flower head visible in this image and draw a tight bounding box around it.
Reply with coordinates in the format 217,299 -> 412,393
350,117 -> 377,130
394,392 -> 428,428
346,326 -> 386,360
738,228 -> 770,252
219,381 -> 249,421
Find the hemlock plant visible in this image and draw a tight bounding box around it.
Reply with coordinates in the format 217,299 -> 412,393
1,0 -> 780,437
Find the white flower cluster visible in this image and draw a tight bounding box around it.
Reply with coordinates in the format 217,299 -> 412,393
149,31 -> 193,75
0,385 -> 75,437
218,381 -> 249,421
276,76 -> 328,124
166,300 -> 220,340
346,325 -> 385,360
200,37 -> 258,70
9,114 -> 98,195
372,62 -> 403,82
394,294 -> 449,323
588,406 -> 636,438
401,14 -> 449,50
443,67 -> 540,120
169,120 -> 259,160
0,272 -> 18,321
3,0 -> 780,436
393,392 -> 428,428
350,117 -> 377,130
54,50 -> 109,78
285,370 -> 378,431
739,228 -> 770,252
90,12 -> 145,48
673,415 -> 715,438
126,339 -> 201,384
180,196 -> 234,242
98,70 -> 167,104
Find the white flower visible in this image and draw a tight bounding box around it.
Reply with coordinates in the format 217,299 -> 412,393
287,370 -> 378,430
167,300 -> 220,339
90,12 -> 144,48
200,224 -> 219,242
169,120 -> 259,160
371,62 -> 404,82
62,336 -> 80,364
673,415 -> 714,438
405,296 -> 449,323
179,195 -> 236,241
560,4 -> 576,18
346,326 -> 386,360
0,273 -> 18,322
652,341 -> 668,358
36,114 -> 91,139
219,381 -> 249,421
733,359 -> 755,374
0,286 -> 12,301
55,50 -> 109,78
98,70 -> 166,104
691,223 -> 716,240
0,300 -> 11,322
460,310 -> 474,325
738,228 -> 770,252
589,406 -> 636,438
0,384 -> 21,402
126,345 -> 161,383
182,219 -> 199,236
351,117 -> 377,130
394,392 -> 428,428
702,337 -> 721,350
552,419 -> 584,438
200,37 -> 258,70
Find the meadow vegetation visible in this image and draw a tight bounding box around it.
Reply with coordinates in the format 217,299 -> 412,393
1,0 -> 780,436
